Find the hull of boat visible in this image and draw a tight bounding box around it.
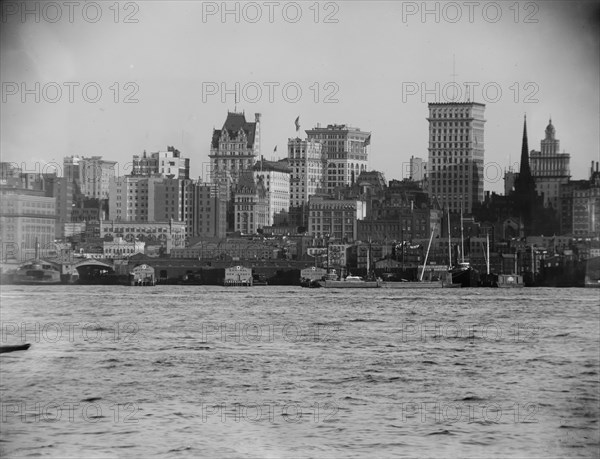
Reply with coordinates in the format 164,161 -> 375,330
12,276 -> 61,285
321,280 -> 380,288
381,281 -> 444,289
451,268 -> 479,288
0,343 -> 31,353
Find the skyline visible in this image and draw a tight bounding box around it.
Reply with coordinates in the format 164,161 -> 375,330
1,1 -> 599,192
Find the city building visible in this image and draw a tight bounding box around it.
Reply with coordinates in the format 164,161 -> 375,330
529,119 -> 570,210
305,123 -> 371,193
191,182 -> 228,239
132,146 -> 190,179
307,195 -> 367,242
45,176 -> 74,238
209,111 -> 261,186
233,172 -> 268,235
427,102 -> 486,214
253,158 -> 291,226
0,187 -> 57,261
87,220 -> 186,254
108,176 -> 161,222
409,156 -> 428,189
287,138 -> 325,208
64,156 -> 117,200
572,162 -> 600,236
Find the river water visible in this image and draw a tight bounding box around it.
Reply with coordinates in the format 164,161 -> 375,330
0,286 -> 598,458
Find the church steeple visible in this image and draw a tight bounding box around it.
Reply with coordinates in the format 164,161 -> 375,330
519,115 -> 532,180
513,114 -> 537,236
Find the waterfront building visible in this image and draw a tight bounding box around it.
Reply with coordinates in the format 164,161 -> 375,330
209,111 -> 261,186
224,265 -> 253,286
529,119 -> 570,210
427,102 -> 486,214
0,187 -> 57,261
87,220 -> 185,254
77,237 -> 145,259
305,123 -> 371,193
307,195 -> 367,242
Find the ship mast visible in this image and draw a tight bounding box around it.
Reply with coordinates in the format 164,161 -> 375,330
486,232 -> 490,275
447,210 -> 452,268
460,205 -> 465,263
420,223 -> 436,281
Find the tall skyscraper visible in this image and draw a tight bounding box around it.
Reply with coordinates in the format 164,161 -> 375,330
427,102 -> 485,214
305,123 -> 370,193
529,119 -> 570,210
209,111 -> 261,186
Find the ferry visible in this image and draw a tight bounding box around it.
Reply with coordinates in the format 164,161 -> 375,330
11,260 -> 62,285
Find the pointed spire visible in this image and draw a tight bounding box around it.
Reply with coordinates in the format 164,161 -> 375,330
519,114 -> 532,179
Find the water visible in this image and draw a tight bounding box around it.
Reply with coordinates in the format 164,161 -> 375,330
1,286 -> 598,458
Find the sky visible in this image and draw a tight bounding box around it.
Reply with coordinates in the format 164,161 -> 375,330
1,1 -> 599,193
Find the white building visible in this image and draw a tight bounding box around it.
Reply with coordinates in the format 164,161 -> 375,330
306,123 -> 371,193
253,158 -> 290,226
287,138 -> 325,208
132,146 -> 190,179
209,111 -> 261,186
529,119 -> 570,210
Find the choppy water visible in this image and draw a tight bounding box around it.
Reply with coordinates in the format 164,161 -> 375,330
0,286 -> 598,458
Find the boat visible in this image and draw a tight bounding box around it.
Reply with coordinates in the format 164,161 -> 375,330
321,275 -> 381,288
450,209 -> 479,287
11,260 -> 62,285
382,224 -> 458,288
0,343 -> 31,354
451,261 -> 479,287
300,277 -> 322,288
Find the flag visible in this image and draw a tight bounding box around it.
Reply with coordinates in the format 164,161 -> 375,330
294,116 -> 300,132
364,134 -> 371,146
